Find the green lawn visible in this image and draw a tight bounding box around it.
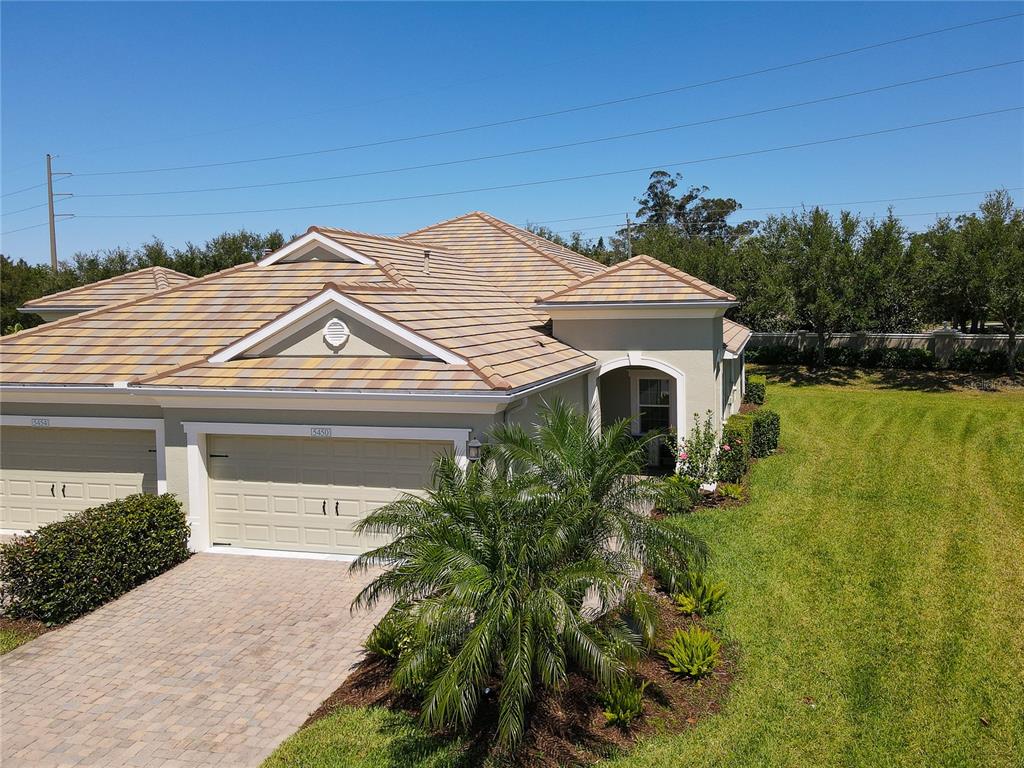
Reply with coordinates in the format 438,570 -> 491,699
264,375 -> 1024,768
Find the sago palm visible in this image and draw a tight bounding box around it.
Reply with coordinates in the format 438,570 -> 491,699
350,401 -> 706,750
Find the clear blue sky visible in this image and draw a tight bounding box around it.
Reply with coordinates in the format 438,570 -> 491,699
2,2 -> 1022,264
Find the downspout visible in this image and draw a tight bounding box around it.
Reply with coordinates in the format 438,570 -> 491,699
502,396 -> 528,425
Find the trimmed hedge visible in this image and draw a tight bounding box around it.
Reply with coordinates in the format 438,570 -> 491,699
947,347 -> 1023,373
718,414 -> 752,483
750,409 -> 781,457
744,374 -> 766,405
748,344 -> 938,370
0,494 -> 190,625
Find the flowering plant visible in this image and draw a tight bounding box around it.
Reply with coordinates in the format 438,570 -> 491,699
678,410 -> 718,485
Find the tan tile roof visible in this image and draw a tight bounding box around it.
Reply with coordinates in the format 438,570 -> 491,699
1,225 -> 594,392
723,318 -> 752,354
20,267 -> 193,310
404,212 -> 604,304
139,356 -> 493,391
537,254 -> 736,304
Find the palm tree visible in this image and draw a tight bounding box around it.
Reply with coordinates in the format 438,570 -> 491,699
350,401 -> 706,751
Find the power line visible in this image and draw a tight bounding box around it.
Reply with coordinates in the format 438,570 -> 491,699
48,46 -> 642,164
0,215 -> 73,237
70,12 -> 1024,178
1,181 -> 48,199
1,201 -> 50,217
71,60 -> 1023,200
547,208 -> 983,236
530,187 -> 1024,226
72,106 -> 1024,221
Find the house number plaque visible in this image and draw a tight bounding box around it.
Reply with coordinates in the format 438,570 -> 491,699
310,427 -> 333,438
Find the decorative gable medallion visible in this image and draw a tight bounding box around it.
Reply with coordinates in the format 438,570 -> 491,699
323,318 -> 350,349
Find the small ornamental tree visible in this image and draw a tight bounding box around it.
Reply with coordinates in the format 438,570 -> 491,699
678,410 -> 718,485
350,401 -> 707,751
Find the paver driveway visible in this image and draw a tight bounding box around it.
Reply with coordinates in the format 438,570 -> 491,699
1,553 -> 386,767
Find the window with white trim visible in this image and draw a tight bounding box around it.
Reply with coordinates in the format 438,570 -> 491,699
636,378 -> 672,433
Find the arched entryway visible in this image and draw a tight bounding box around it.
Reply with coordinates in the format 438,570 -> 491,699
593,355 -> 686,469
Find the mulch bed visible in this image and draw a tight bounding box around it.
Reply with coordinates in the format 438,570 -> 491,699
0,617 -> 49,641
306,592 -> 736,767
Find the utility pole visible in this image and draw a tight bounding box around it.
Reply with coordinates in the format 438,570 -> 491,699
625,214 -> 633,259
46,154 -> 58,271
44,154 -> 73,271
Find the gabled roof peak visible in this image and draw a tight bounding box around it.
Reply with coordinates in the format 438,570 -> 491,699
537,253 -> 736,305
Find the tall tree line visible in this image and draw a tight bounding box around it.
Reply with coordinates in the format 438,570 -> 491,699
528,173 -> 1023,369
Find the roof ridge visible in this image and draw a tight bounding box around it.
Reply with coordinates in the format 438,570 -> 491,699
20,265 -> 187,309
402,211 -> 481,238
471,212 -> 589,278
534,254 -> 638,302
312,225 -> 445,247
7,262 -> 255,342
635,254 -> 736,301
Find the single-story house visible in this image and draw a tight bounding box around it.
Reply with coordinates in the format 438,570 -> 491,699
18,266 -> 193,322
0,212 -> 750,557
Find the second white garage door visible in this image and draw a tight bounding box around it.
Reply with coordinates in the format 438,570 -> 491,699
207,434 -> 448,555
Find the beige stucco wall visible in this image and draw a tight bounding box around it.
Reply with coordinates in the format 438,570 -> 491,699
552,315 -> 724,436
249,308 -> 415,358
499,372 -> 590,433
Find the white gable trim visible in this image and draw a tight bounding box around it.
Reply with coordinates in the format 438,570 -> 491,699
258,231 -> 375,266
208,288 -> 467,365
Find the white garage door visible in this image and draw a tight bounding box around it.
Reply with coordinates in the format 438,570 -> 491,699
0,426 -> 158,531
207,434 -> 448,555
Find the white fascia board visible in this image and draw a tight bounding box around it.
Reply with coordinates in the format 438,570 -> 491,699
208,288 -> 467,365
0,364 -> 594,410
258,231 -> 375,266
539,300 -> 738,309
543,303 -> 735,320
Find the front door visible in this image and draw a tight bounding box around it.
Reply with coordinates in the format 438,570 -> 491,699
630,374 -> 675,467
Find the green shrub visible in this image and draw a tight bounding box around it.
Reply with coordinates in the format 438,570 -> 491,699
673,571 -> 727,616
655,474 -> 699,514
718,414 -> 752,483
363,606 -> 413,659
601,676 -> 647,727
659,626 -> 721,678
750,409 -> 781,457
0,494 -> 190,625
947,347 -> 1022,373
744,374 -> 766,405
718,482 -> 744,500
746,344 -> 803,365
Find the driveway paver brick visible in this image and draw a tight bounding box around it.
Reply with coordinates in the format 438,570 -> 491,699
1,553 -> 385,767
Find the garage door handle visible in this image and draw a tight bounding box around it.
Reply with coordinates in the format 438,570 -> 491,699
322,500 -> 327,515
334,501 -> 339,516
61,484 -> 66,498
50,483 -> 55,497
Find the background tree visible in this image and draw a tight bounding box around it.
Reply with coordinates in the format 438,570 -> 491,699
784,208 -> 860,367
975,191 -> 1024,374
854,212 -> 923,332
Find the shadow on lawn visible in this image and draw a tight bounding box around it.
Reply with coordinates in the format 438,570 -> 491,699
760,365 -> 1019,393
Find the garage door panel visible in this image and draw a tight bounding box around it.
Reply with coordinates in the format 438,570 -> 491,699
1,427 -> 157,530
207,434 -> 448,555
